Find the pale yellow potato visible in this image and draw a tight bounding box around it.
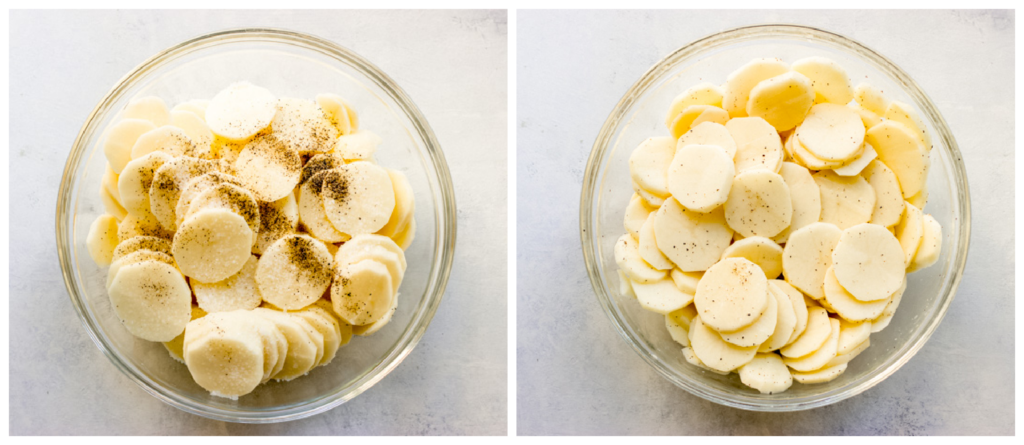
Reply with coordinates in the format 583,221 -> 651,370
256,234 -> 334,310
632,179 -> 666,207
726,117 -> 784,173
794,103 -> 865,162
884,101 -> 932,152
108,260 -> 192,342
172,100 -> 209,121
788,131 -> 844,170
831,223 -> 906,302
722,58 -> 790,117
668,304 -> 698,330
272,97 -> 339,155
822,267 -> 894,321
746,71 -> 815,131
721,236 -> 784,279
694,257 -> 769,332
665,313 -> 690,348
783,318 -> 839,372
907,214 -> 942,272
293,305 -> 344,365
87,214 -> 120,267
628,137 -> 675,197
738,353 -> 793,394
854,83 -> 888,115
174,172 -> 246,230
632,276 -> 694,315
377,170 -> 415,238
148,156 -> 220,231
618,270 -> 636,299
339,233 -> 407,273
316,93 -> 355,135
250,307 -> 320,382
861,159 -> 905,227
103,165 -> 121,203
907,187 -> 928,210
393,216 -> 416,251
331,259 -> 395,326
234,134 -> 302,202
681,346 -> 730,375
117,212 -> 173,242
758,284 -> 797,352
676,122 -> 737,160
183,311 -> 266,398
669,105 -> 723,139
670,269 -> 703,294
665,82 -> 724,127
688,316 -> 758,373
614,233 -> 667,283
870,279 -> 907,333
836,319 -> 871,355
832,143 -> 876,177
652,199 -> 733,272
866,120 -> 929,198
333,130 -> 381,161
170,110 -> 214,151
172,208 -> 253,283
850,103 -> 883,129
206,82 -> 278,140
725,169 -> 793,238
106,249 -> 175,289
771,280 -> 809,346
826,337 -> 870,368
719,284 -> 777,348
895,202 -> 925,265
323,161 -> 397,236
163,305 -> 207,364
638,213 -> 674,270
689,106 -> 730,129
667,144 -> 734,213
254,192 -> 299,255
117,151 -> 173,217
132,125 -> 201,159
111,235 -> 172,263
791,57 -> 854,105
192,255 -> 262,312
814,170 -> 876,230
353,292 -> 398,337
104,118 -> 157,173
184,182 -> 261,245
791,363 -> 847,384
780,306 -> 831,358
297,170 -> 349,243
781,222 -> 842,300
122,96 -> 170,127
334,238 -> 405,291
773,162 -> 821,244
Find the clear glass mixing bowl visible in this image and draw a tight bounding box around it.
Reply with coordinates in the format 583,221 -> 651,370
56,28 -> 457,423
580,24 -> 970,411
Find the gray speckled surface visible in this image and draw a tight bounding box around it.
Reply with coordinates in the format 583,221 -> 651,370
10,9 -> 507,435
517,10 -> 1013,435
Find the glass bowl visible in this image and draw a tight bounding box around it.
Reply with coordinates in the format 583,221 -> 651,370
580,24 -> 970,411
56,28 -> 457,423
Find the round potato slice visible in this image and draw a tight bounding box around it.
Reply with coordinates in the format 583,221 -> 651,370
352,291 -> 397,337
771,280 -> 809,346
676,122 -> 737,160
827,337 -> 870,368
788,131 -> 844,170
719,283 -> 777,348
666,313 -> 690,348
149,156 -> 220,230
738,353 -> 793,394
791,57 -> 853,105
689,316 -> 758,372
629,137 -> 675,198
117,212 -> 173,242
206,82 -> 278,140
668,144 -> 734,213
333,130 -> 381,161
792,363 -> 847,384
251,308 -> 319,381
103,165 -> 121,203
132,126 -> 199,159
377,170 -> 415,238
331,259 -> 395,326
854,83 -> 889,118
341,234 -> 408,273
335,239 -> 406,291
783,318 -> 840,372
185,182 -> 261,244
234,134 -> 302,202
908,214 -> 942,272
773,162 -> 821,244
112,235 -> 172,262
907,187 -> 928,211
293,306 -> 344,366
758,284 -> 797,352
272,97 -> 339,155
823,267 -> 894,321
836,319 -> 871,356
832,143 -> 877,177
316,93 -> 355,135
122,96 -> 170,127
665,82 -> 724,127
618,270 -> 636,299
106,249 -> 176,289
795,103 -> 865,162
870,278 -> 907,333
170,110 -> 213,150
669,105 -> 721,139
323,161 -> 396,236
633,179 -> 665,207
632,277 -> 694,315
884,101 -> 932,152
108,260 -> 192,342
746,71 -> 815,132
722,58 -> 790,118
183,312 -> 266,398
721,236 -> 784,279
172,100 -> 209,121
298,170 -> 349,243
290,315 -> 325,370
312,299 -> 354,348
100,183 -> 128,220
192,255 -> 262,312
652,199 -> 733,272
895,202 -> 925,266
668,304 -> 698,331
163,305 -> 207,364
831,223 -> 906,302
256,234 -> 334,310
104,118 -> 157,173
87,214 -> 120,266
638,213 -> 674,270
172,208 -> 253,283
690,107 -> 730,130
624,194 -> 656,240
725,169 -> 793,238
254,193 -> 299,255
694,257 -> 769,332
813,170 -> 875,230
860,160 -> 905,227
780,306 -> 831,358
174,172 -> 245,229
681,346 -> 730,375
726,117 -> 784,173
614,234 -> 666,283
670,269 -> 703,295
865,121 -> 929,198
781,222 -> 842,300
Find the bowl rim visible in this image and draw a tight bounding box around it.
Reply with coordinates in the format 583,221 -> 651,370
55,27 -> 457,423
580,23 -> 971,411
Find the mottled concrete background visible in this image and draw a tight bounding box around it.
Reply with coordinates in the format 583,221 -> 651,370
517,10 -> 1013,435
10,10 -> 507,435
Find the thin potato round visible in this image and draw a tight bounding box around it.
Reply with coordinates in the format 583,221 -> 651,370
783,318 -> 840,372
884,101 -> 932,152
831,223 -> 906,302
624,194 -> 656,240
681,346 -> 730,375
633,277 -> 694,315
104,118 -> 157,173
870,278 -> 907,333
738,353 -> 793,395
669,105 -> 721,139
108,260 -> 192,342
791,57 -> 853,105
908,214 -> 942,272
822,267 -> 894,321
781,222 -> 842,300
254,192 -> 299,255
111,235 -> 172,262
205,82 -> 278,140
792,363 -> 847,384
652,199 -> 733,272
746,71 -> 815,131
148,156 -> 220,230
676,122 -> 737,160
122,96 -> 170,126
183,312 -> 265,398
861,159 -> 905,227
865,120 -> 929,198
377,169 -> 415,237
689,316 -> 758,373
192,255 -> 262,312
316,93 -> 355,135
251,308 -> 319,381
117,212 -> 174,242
832,143 -> 877,177
694,257 -> 769,332
758,284 -> 797,352
185,182 -> 261,244
271,97 -> 339,155
722,58 -> 790,117
87,214 -> 120,266
163,305 -> 207,364
773,162 -> 821,243
170,110 -> 214,151
234,134 -> 302,202
331,259 -> 395,326
297,170 -> 349,243
333,131 -> 381,161
780,306 -> 831,358
854,83 -> 888,115
670,269 -> 703,295
174,172 -> 245,229
827,337 -> 870,368
725,169 -> 792,238
726,117 -> 784,173
633,179 -> 665,207
628,137 -> 675,198
667,144 -> 734,213
323,161 -> 396,236
720,236 -> 784,279
256,234 -> 334,310
614,234 -> 666,283
638,213 -> 674,270
894,202 -> 925,266
795,103 -> 865,162
813,170 -> 876,230
665,82 -> 724,127
131,125 -> 198,159
172,208 -> 253,283
836,319 -> 871,356
719,285 -> 777,348
771,280 -> 809,346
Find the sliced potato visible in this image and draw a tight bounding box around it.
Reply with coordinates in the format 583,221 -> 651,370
163,305 -> 207,364
271,97 -> 339,155
722,58 -> 790,117
665,82 -> 724,127
323,161 -> 396,236
813,170 -> 876,230
316,93 -> 355,135
853,83 -> 888,115
746,71 -> 815,131
117,212 -> 173,242
694,257 -> 769,332
333,130 -> 381,161
614,234 -> 667,283
719,284 -> 777,348
894,202 -> 925,265
791,57 -> 853,105
632,277 -> 694,315
104,118 -> 157,173
681,346 -> 730,375
689,316 -> 758,372
788,130 -> 843,170
170,110 -> 214,152
906,187 -> 928,210
725,169 -> 792,238
251,307 -> 319,382
794,103 -> 865,162
822,267 -> 894,321
826,337 -> 870,368
108,260 -> 192,342
183,311 -> 266,398
377,170 -> 415,238
331,259 -> 395,326
907,214 -> 942,272
870,279 -> 907,333
629,137 -> 675,198
773,162 -> 821,243
676,122 -> 737,160
256,234 -> 334,310
131,126 -> 199,159
297,170 -> 349,243
836,319 -> 871,355
783,318 -> 839,372
860,159 -> 904,227
669,105 -> 723,139
791,363 -> 847,384
254,192 -> 299,255
87,214 -> 120,266
205,81 -> 278,140
884,101 -> 931,152
738,353 -> 793,394
726,117 -> 784,173
831,223 -> 906,302
670,269 -> 703,294
234,134 -> 302,202
667,144 -> 734,213
633,179 -> 666,207
720,236 -> 783,279
652,199 -> 733,272
149,156 -> 220,231
174,172 -> 246,230
122,96 -> 170,127
865,120 -> 929,198
192,255 -> 262,312
758,284 -> 797,352
832,143 -> 876,177
771,280 -> 809,346
780,306 -> 831,358
638,212 -> 674,270
666,313 -> 690,348
172,208 -> 253,283
781,222 -> 842,300
184,182 -> 261,244
111,235 -> 172,262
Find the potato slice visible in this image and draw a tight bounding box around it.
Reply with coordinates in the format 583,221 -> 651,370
289,313 -> 325,368
788,131 -> 843,170
192,255 -> 261,312
332,130 -> 381,161
108,260 -> 192,342
853,83 -> 888,115
850,103 -> 883,129
689,316 -> 758,372
132,126 -> 199,159
689,106 -> 730,129
823,267 -> 895,321
866,120 -> 929,198
272,98 -> 339,155
617,270 -> 636,298
341,234 -> 407,273
251,308 -> 319,381
353,293 -> 398,337
393,216 -> 416,250
297,170 -> 349,243
907,187 -> 928,210
628,137 -> 675,198
722,58 -> 790,117
633,179 -> 666,207
782,222 -> 842,300
632,276 -> 694,315
206,82 -> 278,140
792,363 -> 847,384
670,269 -> 703,294
294,306 -> 344,366
87,214 -> 120,266
676,122 -> 737,160
652,199 -> 733,272
312,298 -> 354,348
668,304 -> 698,330
719,284 -> 777,347
104,118 -> 157,173
832,143 -> 877,177
860,160 -> 905,227
122,96 -> 170,126
331,259 -> 395,326
725,169 -> 793,238
316,93 -> 356,135
908,214 -> 942,272
758,284 -> 797,352
665,82 -> 724,127
784,318 -> 839,372
694,257 -> 769,332
669,105 -> 723,139
172,100 -> 209,121
614,234 -> 666,283
254,193 -> 299,255
174,172 -> 245,229
103,164 -> 121,203
773,162 -> 821,244
335,238 -> 406,291
746,71 -> 815,131
112,235 -> 172,262
172,208 -> 253,283
721,236 -> 783,279
323,161 -> 396,236
106,249 -> 176,289
638,213 -> 674,270
884,101 -> 931,152
184,182 -> 261,244
183,311 -> 266,398
170,110 -> 214,152
895,202 -> 925,265
234,134 -> 302,202
836,319 -> 871,355
813,170 -> 875,230
377,170 -> 415,238
681,346 -> 730,375
149,156 -> 220,231
870,279 -> 906,333
831,223 -> 906,301
163,305 -> 207,364
666,313 -> 690,348
256,234 -> 333,310
826,337 -> 870,368
117,212 -> 173,242
738,353 -> 793,394
780,306 -> 831,358
795,104 -> 865,162
771,280 -> 809,346
791,57 -> 853,105
726,117 -> 784,173
668,144 -> 734,213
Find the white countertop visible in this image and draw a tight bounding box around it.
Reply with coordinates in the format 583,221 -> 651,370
10,9 -> 507,435
517,9 -> 1014,435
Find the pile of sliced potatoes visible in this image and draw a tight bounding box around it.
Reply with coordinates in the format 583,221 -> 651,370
86,82 -> 415,398
617,57 -> 942,394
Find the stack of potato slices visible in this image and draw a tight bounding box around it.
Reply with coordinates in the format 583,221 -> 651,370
618,57 -> 942,394
87,83 -> 415,398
